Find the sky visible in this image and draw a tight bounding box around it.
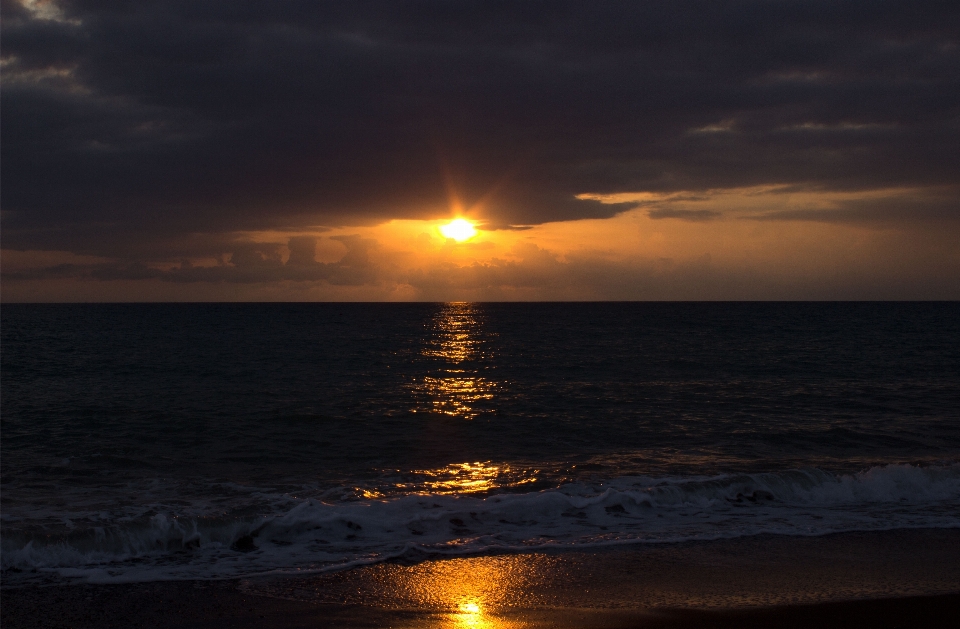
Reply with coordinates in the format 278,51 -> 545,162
2,0 -> 959,301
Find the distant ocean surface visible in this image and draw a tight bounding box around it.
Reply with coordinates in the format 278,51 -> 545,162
2,303 -> 959,584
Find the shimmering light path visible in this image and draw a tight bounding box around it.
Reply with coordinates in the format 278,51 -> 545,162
412,303 -> 496,419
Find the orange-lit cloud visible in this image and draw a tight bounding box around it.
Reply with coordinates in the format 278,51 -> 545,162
4,185 -> 958,301
5,1 -> 959,270
3,0 -> 958,301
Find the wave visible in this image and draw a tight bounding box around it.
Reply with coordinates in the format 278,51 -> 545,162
3,462 -> 959,583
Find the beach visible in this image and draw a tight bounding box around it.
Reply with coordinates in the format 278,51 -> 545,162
5,529 -> 959,628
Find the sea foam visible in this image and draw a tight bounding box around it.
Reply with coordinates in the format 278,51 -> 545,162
3,463 -> 958,583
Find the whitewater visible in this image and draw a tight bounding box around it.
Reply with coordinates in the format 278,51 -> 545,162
4,462 -> 958,583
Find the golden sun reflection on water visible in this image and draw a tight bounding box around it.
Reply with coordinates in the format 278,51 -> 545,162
412,303 -> 496,420
421,302 -> 484,363
419,374 -> 495,419
405,461 -> 538,495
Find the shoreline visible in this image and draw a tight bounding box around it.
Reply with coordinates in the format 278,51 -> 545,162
4,529 -> 960,628
2,585 -> 959,629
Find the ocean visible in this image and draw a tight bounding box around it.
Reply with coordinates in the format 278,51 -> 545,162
2,302 -> 958,584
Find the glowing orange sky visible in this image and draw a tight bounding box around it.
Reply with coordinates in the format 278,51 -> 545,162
4,185 -> 957,302
4,3 -> 958,301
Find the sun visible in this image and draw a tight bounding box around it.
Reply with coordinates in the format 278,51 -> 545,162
439,218 -> 478,242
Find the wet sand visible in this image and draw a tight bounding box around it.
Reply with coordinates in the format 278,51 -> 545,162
4,529 -> 959,628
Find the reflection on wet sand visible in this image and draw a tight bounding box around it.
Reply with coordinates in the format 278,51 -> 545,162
451,599 -> 494,629
412,303 -> 496,420
245,531 -> 960,627
372,555 -> 558,628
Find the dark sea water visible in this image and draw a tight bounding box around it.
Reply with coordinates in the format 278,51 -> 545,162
2,302 -> 959,583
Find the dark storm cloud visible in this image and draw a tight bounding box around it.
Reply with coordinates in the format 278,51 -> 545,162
3,0 -> 959,257
3,235 -> 380,285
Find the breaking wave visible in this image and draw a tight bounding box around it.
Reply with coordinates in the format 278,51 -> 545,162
3,463 -> 959,583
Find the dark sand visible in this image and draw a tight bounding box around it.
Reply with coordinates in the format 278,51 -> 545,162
4,529 -> 959,628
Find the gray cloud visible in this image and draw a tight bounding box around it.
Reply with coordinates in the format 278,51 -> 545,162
3,236 -> 380,285
742,190 -> 960,224
647,208 -> 722,222
2,0 -> 959,261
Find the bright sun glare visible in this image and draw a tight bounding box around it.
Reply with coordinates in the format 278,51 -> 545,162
439,218 -> 478,242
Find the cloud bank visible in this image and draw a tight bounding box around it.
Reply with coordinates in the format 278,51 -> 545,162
2,1 -> 958,299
